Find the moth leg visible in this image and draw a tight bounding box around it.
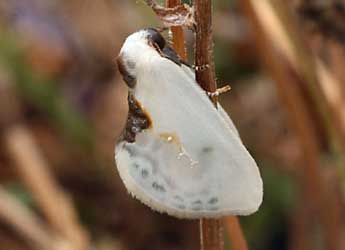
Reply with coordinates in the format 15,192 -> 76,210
206,85 -> 231,97
193,64 -> 209,71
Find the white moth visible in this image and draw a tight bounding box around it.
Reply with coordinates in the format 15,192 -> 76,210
115,28 -> 263,219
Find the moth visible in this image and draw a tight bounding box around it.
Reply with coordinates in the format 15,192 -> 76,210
115,28 -> 263,219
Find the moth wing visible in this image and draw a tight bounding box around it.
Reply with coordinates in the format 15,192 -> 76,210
217,104 -> 240,138
181,64 -> 240,137
115,57 -> 262,218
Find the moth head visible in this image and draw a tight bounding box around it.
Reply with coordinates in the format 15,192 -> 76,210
145,28 -> 166,51
117,28 -> 167,88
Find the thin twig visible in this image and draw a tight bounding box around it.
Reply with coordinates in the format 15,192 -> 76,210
158,1 -> 248,249
269,1 -> 345,151
0,187 -> 55,250
0,80 -> 89,250
4,125 -> 89,250
194,1 -> 251,250
241,1 -> 343,249
145,0 -> 194,29
166,0 -> 187,61
194,0 -> 216,102
194,1 -> 223,249
225,217 -> 248,250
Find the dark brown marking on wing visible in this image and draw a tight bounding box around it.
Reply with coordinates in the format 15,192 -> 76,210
146,28 -> 166,50
145,28 -> 191,67
117,56 -> 136,88
162,46 -> 182,65
158,45 -> 191,68
162,45 -> 191,68
120,93 -> 152,143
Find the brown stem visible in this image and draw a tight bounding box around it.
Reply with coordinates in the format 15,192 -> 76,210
225,217 -> 248,250
165,1 -> 248,249
194,0 -> 217,103
194,1 -> 223,249
166,0 -> 187,60
194,1 -> 251,250
200,219 -> 224,250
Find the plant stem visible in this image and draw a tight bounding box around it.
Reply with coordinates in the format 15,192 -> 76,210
166,0 -> 187,60
200,219 -> 224,250
166,1 -> 248,249
194,1 -> 222,249
225,217 -> 248,250
194,0 -> 217,103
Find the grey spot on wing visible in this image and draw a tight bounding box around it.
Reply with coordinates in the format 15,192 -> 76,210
122,142 -> 161,181
202,146 -> 214,154
152,182 -> 166,193
123,141 -> 160,177
177,204 -> 186,210
123,143 -> 138,157
174,195 -> 184,202
190,199 -> 203,211
139,152 -> 158,175
141,169 -> 149,178
191,200 -> 203,211
208,197 -> 218,205
192,200 -> 202,205
126,60 -> 136,70
117,57 -> 137,88
206,197 -> 219,211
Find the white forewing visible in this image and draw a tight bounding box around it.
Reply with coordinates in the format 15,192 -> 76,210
115,53 -> 263,218
180,64 -> 240,137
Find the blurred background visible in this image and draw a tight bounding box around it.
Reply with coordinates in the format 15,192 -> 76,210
1,0 -> 345,250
